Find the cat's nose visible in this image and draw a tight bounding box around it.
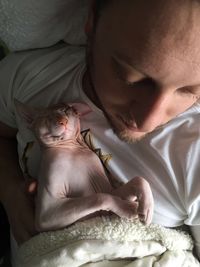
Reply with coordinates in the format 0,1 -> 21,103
59,118 -> 68,127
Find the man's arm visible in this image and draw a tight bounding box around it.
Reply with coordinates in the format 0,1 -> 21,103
0,121 -> 36,245
190,225 -> 200,261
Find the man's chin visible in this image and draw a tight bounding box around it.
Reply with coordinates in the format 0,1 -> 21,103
116,128 -> 148,144
106,115 -> 148,143
102,111 -> 150,143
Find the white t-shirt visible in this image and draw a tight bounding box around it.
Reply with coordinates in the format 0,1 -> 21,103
0,44 -> 200,258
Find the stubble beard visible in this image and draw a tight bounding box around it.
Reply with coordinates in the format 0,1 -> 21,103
117,130 -> 148,144
84,46 -> 149,144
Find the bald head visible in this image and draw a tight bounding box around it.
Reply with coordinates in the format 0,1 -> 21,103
95,0 -> 200,65
84,0 -> 200,141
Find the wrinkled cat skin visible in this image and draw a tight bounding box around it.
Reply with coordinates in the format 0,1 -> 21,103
15,100 -> 154,231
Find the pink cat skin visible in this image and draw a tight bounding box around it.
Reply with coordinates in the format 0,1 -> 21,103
15,100 -> 154,231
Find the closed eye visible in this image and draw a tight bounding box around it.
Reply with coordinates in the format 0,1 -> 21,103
123,77 -> 156,89
111,57 -> 151,87
178,87 -> 200,98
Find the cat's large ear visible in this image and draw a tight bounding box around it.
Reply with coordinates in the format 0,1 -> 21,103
14,99 -> 36,128
69,102 -> 92,116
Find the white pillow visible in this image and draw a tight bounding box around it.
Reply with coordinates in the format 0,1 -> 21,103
0,0 -> 89,51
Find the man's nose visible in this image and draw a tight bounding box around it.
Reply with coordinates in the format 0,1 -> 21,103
133,91 -> 171,132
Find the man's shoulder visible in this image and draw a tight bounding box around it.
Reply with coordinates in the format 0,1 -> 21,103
0,44 -> 86,128
0,44 -> 85,76
0,43 -> 86,102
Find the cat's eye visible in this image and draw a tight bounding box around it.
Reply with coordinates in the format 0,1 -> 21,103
62,107 -> 70,114
58,107 -> 66,113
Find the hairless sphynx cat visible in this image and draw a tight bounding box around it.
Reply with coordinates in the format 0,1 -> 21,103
15,100 -> 154,232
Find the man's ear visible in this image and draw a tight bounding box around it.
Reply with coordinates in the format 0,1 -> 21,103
14,99 -> 36,128
85,0 -> 96,36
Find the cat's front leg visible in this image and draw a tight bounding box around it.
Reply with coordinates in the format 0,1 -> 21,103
35,188 -> 138,231
111,176 -> 154,225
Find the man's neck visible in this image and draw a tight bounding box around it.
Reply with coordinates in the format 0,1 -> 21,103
82,69 -> 102,110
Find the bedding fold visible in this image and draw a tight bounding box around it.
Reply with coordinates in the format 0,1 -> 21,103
16,216 -> 200,267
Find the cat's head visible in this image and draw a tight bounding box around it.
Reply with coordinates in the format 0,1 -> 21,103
14,100 -> 91,146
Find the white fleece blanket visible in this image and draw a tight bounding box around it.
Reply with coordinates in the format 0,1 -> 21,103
16,216 -> 200,267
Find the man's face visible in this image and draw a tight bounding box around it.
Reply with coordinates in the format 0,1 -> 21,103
84,0 -> 200,142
